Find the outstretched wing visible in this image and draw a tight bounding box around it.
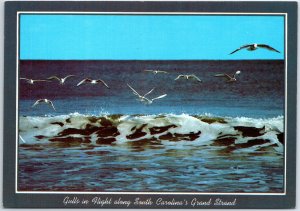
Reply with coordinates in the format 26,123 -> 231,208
77,78 -> 90,86
127,84 -> 141,97
32,99 -> 43,107
190,74 -> 202,82
48,101 -> 56,111
174,75 -> 185,80
257,44 -> 280,53
214,73 -> 232,80
33,79 -> 49,82
98,79 -> 109,88
63,75 -> 75,80
144,70 -> 153,72
157,70 -> 168,74
229,44 -> 251,55
151,94 -> 167,101
20,77 -> 29,81
47,76 -> 61,81
143,88 -> 155,97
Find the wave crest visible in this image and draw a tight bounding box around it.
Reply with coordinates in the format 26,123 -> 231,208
19,114 -> 284,154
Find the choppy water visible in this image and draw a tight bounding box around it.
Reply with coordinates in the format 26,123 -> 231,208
18,60 -> 284,192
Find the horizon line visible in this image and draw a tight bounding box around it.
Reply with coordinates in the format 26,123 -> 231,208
19,59 -> 285,62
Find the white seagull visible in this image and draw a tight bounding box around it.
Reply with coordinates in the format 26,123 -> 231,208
76,78 -> 109,88
144,70 -> 168,74
20,78 -> 48,84
230,43 -> 280,55
127,84 -> 167,105
214,70 -> 241,82
47,75 -> 75,85
174,74 -> 202,82
32,99 -> 56,111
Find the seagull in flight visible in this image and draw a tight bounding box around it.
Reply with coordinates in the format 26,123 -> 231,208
76,78 -> 109,88
20,78 -> 48,84
127,84 -> 167,105
32,99 -> 56,111
214,70 -> 241,82
47,75 -> 75,85
229,43 -> 280,55
144,70 -> 168,74
174,74 -> 202,82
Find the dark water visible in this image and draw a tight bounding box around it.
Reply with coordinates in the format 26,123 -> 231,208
19,60 -> 284,117
18,60 -> 285,193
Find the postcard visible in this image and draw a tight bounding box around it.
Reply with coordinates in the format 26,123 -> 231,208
3,1 -> 297,208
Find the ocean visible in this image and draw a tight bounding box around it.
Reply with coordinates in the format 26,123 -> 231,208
18,60 -> 284,192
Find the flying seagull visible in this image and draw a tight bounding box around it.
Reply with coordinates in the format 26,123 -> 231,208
144,70 -> 168,74
47,75 -> 75,85
32,99 -> 56,111
20,78 -> 48,84
174,74 -> 202,82
214,70 -> 241,82
76,78 -> 109,88
127,84 -> 167,105
230,43 -> 280,55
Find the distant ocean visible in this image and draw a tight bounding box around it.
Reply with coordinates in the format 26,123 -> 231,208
18,60 -> 284,192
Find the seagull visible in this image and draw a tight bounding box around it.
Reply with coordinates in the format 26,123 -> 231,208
214,70 -> 241,82
229,43 -> 280,55
76,78 -> 109,88
174,74 -> 202,82
127,84 -> 167,105
20,78 -> 48,84
144,70 -> 168,74
32,99 -> 56,111
47,75 -> 75,85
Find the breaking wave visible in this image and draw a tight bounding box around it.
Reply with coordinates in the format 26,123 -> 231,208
19,113 -> 284,153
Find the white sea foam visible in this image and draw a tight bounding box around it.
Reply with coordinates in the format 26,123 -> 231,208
18,113 -> 284,153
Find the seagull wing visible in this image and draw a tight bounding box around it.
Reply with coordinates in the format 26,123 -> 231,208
77,78 -> 90,86
33,79 -> 49,82
151,94 -> 167,101
257,44 -> 280,53
20,77 -> 29,81
190,75 -> 202,82
214,74 -> 225,77
63,75 -> 75,80
175,75 -> 184,80
32,99 -> 44,107
157,70 -> 168,74
127,84 -> 141,97
144,70 -> 153,72
143,88 -> 155,97
48,100 -> 56,111
229,44 -> 251,55
98,79 -> 109,88
47,76 -> 61,81
214,73 -> 232,80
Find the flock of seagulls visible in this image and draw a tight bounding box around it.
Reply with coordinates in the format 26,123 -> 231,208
21,43 -> 280,111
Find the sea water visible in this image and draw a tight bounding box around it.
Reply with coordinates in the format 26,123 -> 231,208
18,60 -> 284,192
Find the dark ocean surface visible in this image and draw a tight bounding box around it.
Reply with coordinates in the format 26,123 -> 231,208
18,60 -> 285,192
19,60 -> 284,117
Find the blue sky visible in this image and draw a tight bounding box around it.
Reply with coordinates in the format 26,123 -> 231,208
20,14 -> 284,60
